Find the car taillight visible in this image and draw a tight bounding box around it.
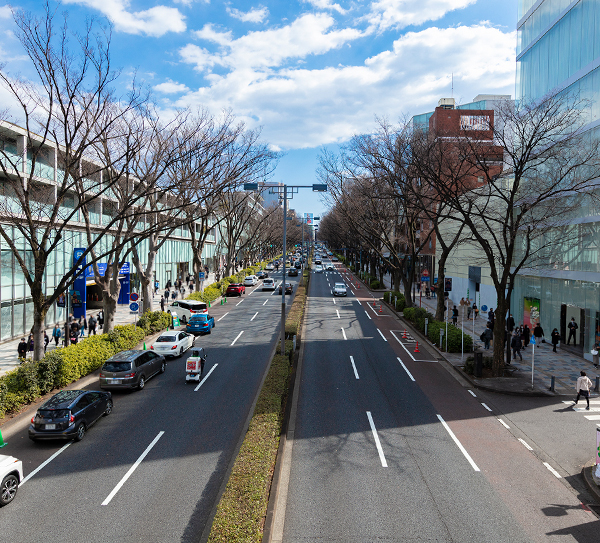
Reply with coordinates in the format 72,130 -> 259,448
31,416 -> 35,423
171,345 -> 178,349
190,310 -> 196,314
69,414 -> 75,424
150,345 -> 154,350
124,372 -> 136,378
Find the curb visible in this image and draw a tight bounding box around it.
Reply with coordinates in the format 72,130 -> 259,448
582,464 -> 600,503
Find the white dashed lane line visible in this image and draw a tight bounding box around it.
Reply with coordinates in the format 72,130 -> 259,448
350,356 -> 359,379
250,312 -> 258,321
377,328 -> 387,342
341,328 -> 347,340
217,312 -> 229,322
231,331 -> 244,345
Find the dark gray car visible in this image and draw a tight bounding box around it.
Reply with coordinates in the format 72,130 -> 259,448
99,350 -> 166,391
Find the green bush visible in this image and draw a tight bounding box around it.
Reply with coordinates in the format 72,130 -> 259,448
463,355 -> 493,374
403,306 -> 472,353
370,279 -> 381,289
384,291 -> 407,312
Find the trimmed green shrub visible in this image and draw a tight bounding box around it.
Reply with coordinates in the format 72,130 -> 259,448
370,279 -> 381,289
403,306 -> 472,353
383,291 -> 406,312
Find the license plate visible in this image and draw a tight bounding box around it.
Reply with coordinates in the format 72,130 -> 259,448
45,424 -> 56,430
108,379 -> 119,385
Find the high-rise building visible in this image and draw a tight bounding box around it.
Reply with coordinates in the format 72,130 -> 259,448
515,0 -> 600,359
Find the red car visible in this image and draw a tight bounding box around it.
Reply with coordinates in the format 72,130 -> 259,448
226,283 -> 246,297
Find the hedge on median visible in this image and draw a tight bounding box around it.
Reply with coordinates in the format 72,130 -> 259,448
0,310 -> 172,419
403,306 -> 472,353
383,291 -> 407,312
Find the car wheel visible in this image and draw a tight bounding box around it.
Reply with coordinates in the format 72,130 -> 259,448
138,376 -> 145,390
0,474 -> 19,506
159,361 -> 166,374
74,423 -> 86,442
104,399 -> 113,416
179,347 -> 183,356
208,327 -> 212,334
182,315 -> 187,324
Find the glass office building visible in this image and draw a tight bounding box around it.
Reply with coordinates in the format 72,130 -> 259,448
514,0 -> 600,358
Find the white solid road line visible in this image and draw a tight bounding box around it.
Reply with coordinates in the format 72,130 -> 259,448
377,328 -> 387,341
350,356 -> 359,379
251,312 -> 258,321
518,438 -> 533,451
468,390 -> 477,397
498,418 -> 510,429
436,414 -> 480,472
336,310 -> 340,319
543,462 -> 562,478
217,312 -> 229,322
263,299 -> 268,306
366,411 -> 388,467
341,328 -> 347,340
397,357 -> 415,381
20,442 -> 72,486
194,363 -> 218,391
102,431 -> 165,505
231,330 -> 244,345
390,331 -> 416,361
364,311 -> 372,320
481,403 -> 492,412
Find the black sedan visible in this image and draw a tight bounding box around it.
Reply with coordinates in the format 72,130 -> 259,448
256,270 -> 269,279
278,282 -> 293,295
29,389 -> 112,442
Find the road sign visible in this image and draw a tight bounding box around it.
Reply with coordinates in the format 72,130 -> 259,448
129,292 -> 139,302
422,269 -> 429,277
129,302 -> 139,312
198,272 -> 205,280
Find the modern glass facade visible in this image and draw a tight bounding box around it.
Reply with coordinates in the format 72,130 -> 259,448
515,0 -> 600,358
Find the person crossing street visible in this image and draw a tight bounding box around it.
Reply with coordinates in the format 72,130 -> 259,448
573,371 -> 593,410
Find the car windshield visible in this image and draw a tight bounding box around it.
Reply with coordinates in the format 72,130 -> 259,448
102,361 -> 132,372
156,335 -> 177,342
38,409 -> 70,419
190,315 -> 208,322
335,283 -> 345,288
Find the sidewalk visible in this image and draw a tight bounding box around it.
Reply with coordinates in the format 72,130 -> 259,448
375,272 -> 598,397
0,272 -> 219,378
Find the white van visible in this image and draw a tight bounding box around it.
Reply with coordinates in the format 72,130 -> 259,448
169,300 -> 208,323
262,278 -> 276,291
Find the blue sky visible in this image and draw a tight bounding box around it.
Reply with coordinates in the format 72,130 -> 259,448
0,0 -> 518,219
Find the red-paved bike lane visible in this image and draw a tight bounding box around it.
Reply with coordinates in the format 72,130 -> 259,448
335,263 -> 599,540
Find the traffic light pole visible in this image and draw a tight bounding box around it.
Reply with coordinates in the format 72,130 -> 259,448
281,185 -> 287,355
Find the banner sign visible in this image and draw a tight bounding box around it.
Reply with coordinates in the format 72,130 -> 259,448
524,297 -> 540,328
305,213 -> 313,225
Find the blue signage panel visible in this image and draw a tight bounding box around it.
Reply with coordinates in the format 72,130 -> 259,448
73,248 -> 87,319
198,272 -> 205,280
129,302 -> 139,312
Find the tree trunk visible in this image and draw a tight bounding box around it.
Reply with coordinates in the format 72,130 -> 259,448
32,306 -> 47,361
393,268 -> 401,292
436,254 -> 447,321
193,251 -> 203,292
102,291 -> 119,333
491,293 -> 508,376
141,278 -> 153,314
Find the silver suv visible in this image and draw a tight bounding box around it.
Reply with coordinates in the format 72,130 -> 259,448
99,350 -> 166,391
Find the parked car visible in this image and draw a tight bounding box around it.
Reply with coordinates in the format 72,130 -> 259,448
151,331 -> 195,357
29,389 -> 113,442
186,314 -> 215,335
168,300 -> 208,323
244,275 -> 258,286
288,268 -> 299,277
100,350 -> 166,390
262,278 -> 276,291
0,455 -> 23,506
332,282 -> 347,296
256,270 -> 268,279
226,283 -> 245,296
279,282 -> 293,295
314,265 -> 323,273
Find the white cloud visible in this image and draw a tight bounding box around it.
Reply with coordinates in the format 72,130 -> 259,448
227,6 -> 269,23
173,24 -> 515,149
193,24 -> 233,46
366,0 -> 477,30
153,79 -> 190,94
0,6 -> 12,19
62,0 -> 186,37
303,0 -> 347,15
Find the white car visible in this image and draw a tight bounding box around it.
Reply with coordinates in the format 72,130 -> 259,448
0,455 -> 23,506
265,263 -> 274,271
151,331 -> 195,358
244,275 -> 258,286
262,278 -> 276,290
332,282 -> 347,296
326,264 -> 335,271
314,265 -> 323,273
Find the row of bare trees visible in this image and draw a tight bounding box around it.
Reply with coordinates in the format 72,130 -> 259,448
318,93 -> 600,375
0,4 -> 278,360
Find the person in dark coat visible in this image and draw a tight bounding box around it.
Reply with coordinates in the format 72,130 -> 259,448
44,331 -> 49,353
88,315 -> 97,335
160,296 -> 165,312
533,322 -> 544,344
551,328 -> 560,353
511,331 -> 522,361
28,334 -> 34,354
98,311 -> 104,329
17,338 -> 27,359
567,317 -> 578,346
521,324 -> 530,349
452,306 -> 458,325
507,314 -> 515,332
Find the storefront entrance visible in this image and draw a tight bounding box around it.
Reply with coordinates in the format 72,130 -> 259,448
560,304 -> 585,355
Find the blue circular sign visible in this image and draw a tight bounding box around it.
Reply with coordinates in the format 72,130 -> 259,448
481,305 -> 488,312
129,292 -> 139,302
129,302 -> 139,312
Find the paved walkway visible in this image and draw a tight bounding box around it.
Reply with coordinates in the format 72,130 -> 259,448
372,272 -> 598,396
0,272 -> 219,378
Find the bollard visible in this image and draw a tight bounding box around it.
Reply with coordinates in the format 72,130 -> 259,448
402,329 -> 408,339
596,376 -> 600,393
221,299 -> 224,305
550,375 -> 555,392
394,295 -> 397,308
414,341 -> 420,353
474,351 -> 483,378
208,301 -> 211,308
379,305 -> 382,314
0,428 -> 6,448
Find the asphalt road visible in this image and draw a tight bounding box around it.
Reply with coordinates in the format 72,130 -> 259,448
281,263 -> 600,542
0,270 -> 300,543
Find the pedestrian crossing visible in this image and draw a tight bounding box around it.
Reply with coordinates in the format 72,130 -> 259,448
562,400 -> 600,421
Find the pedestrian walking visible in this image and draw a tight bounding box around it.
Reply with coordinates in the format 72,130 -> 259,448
573,371 -> 593,410
551,328 -> 560,352
452,305 -> 458,326
165,288 -> 169,300
79,316 -> 86,338
425,286 -> 430,298
52,324 -> 62,346
160,296 -> 165,312
521,324 -> 530,349
481,327 -> 493,350
488,308 -> 495,326
511,331 -> 522,361
98,311 -> 104,329
507,313 -> 515,332
171,290 -> 177,301
44,331 -> 49,353
88,315 -> 97,335
533,322 -> 544,344
28,334 -> 34,356
567,317 -> 578,346
69,327 -> 78,345
472,302 -> 478,319
592,342 -> 600,367
17,338 -> 27,359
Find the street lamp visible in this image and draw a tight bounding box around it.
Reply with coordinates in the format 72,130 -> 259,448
245,182 -> 327,354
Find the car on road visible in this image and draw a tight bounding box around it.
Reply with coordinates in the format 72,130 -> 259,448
243,275 -> 258,286
0,455 -> 22,506
332,283 -> 347,296
256,270 -> 269,279
314,265 -> 323,273
294,261 -> 302,269
262,278 -> 276,290
265,263 -> 274,271
151,331 -> 195,358
29,389 -> 113,442
314,258 -> 322,265
186,314 -> 215,335
100,350 -> 166,390
326,264 -> 335,271
226,283 -> 245,296
332,256 -> 339,261
168,300 -> 208,323
278,282 -> 293,295
288,267 -> 299,277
